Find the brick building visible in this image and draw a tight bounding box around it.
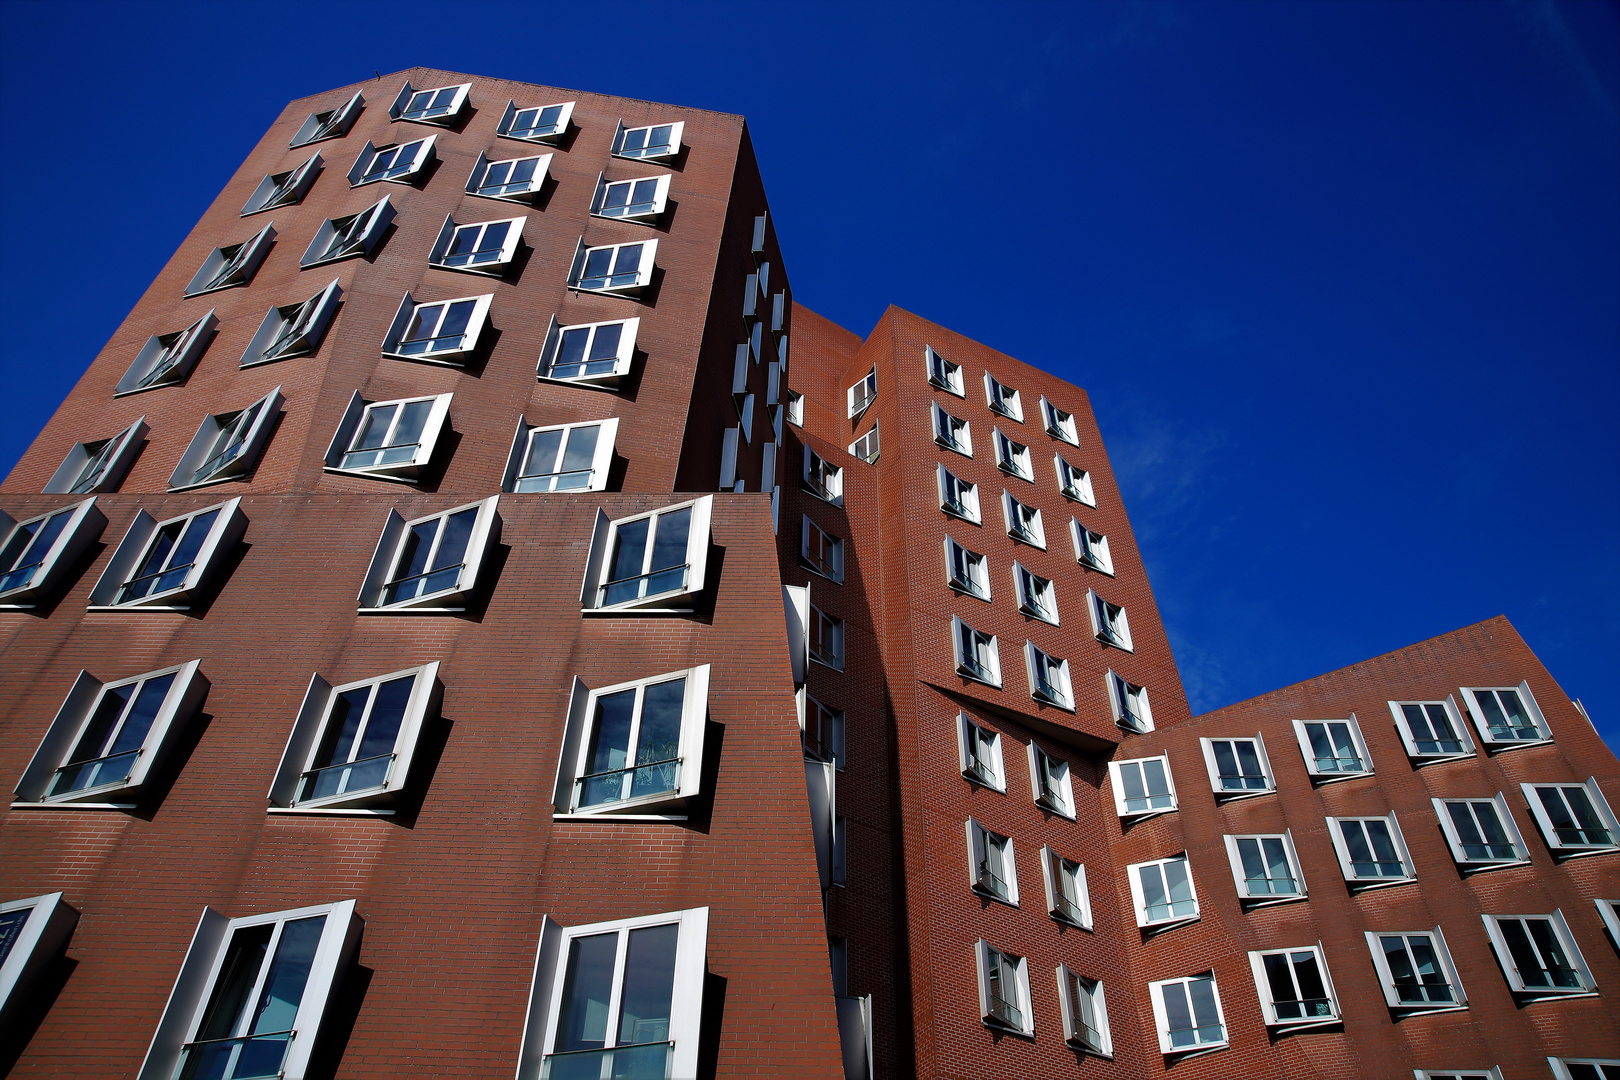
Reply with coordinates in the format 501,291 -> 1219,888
1,69 -> 1616,1080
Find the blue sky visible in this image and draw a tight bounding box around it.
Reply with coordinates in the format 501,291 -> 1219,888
2,1 -> 1616,750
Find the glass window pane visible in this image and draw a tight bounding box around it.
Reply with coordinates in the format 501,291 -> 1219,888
556,932 -> 618,1052
618,923 -> 678,1045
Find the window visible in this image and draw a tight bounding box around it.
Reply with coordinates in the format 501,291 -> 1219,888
992,428 -> 1033,481
183,223 -> 275,297
427,214 -> 525,275
802,446 -> 843,505
1414,1072 -> 1503,1080
1027,743 -> 1073,817
536,316 -> 638,388
809,606 -> 844,669
299,195 -> 395,268
116,311 -> 216,394
955,712 -> 1004,789
1389,697 -> 1475,762
553,666 -> 711,818
1292,716 -> 1373,781
943,536 -> 990,600
167,387 -> 282,491
137,901 -> 361,1080
1055,455 -> 1095,505
12,659 -> 207,806
1041,396 -> 1079,445
0,499 -> 106,608
931,401 -> 972,456
1109,755 -> 1176,818
1070,519 -> 1113,574
0,892 -> 78,1022
1089,589 -> 1133,650
465,150 -> 551,202
382,292 -> 494,365
1522,779 -> 1618,857
1248,945 -> 1339,1030
1041,848 -> 1090,925
1056,967 -> 1110,1055
519,907 -> 708,1080
1597,897 -> 1620,950
347,135 -> 436,187
502,418 -> 618,494
925,345 -> 963,395
936,463 -> 980,522
323,392 -> 452,483
87,499 -> 246,611
1461,683 -> 1551,748
1481,911 -> 1595,997
357,498 -> 500,612
241,152 -> 321,215
239,279 -> 343,367
497,98 -> 574,143
801,693 -> 844,767
568,238 -> 658,297
1012,562 -> 1058,624
1325,814 -> 1415,888
1150,974 -> 1226,1055
984,373 -> 1023,421
974,941 -> 1033,1035
1223,833 -> 1306,905
1433,793 -> 1530,870
612,120 -> 684,161
801,517 -> 844,582
952,616 -> 1000,687
389,80 -> 470,125
785,389 -> 804,427
1001,491 -> 1045,548
45,421 -> 147,496
290,90 -> 363,146
268,663 -> 441,812
1107,671 -> 1154,733
965,819 -> 1018,904
591,173 -> 672,223
1366,929 -> 1467,1013
847,368 -> 877,418
581,496 -> 713,613
1549,1062 -> 1620,1080
848,425 -> 880,464
1199,735 -> 1274,798
1024,642 -> 1073,710
1129,854 -> 1199,930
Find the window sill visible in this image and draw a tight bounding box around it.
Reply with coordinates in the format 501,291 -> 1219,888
87,602 -> 191,614
1343,876 -> 1415,893
322,465 -> 420,485
980,1018 -> 1035,1039
1480,738 -> 1555,755
538,371 -> 626,392
11,799 -> 137,811
970,886 -> 1018,908
1545,845 -> 1620,862
941,506 -> 982,526
955,667 -> 1000,689
1237,891 -> 1307,910
382,347 -> 476,368
268,805 -> 396,817
1211,786 -> 1275,804
1454,857 -> 1532,874
1384,1000 -> 1468,1017
959,770 -> 1005,794
997,465 -> 1035,483
934,438 -> 972,458
1306,770 -> 1375,786
1031,693 -> 1075,713
800,560 -> 843,585
1035,798 -> 1075,820
166,475 -> 241,494
928,380 -> 965,398
554,810 -> 689,823
1139,915 -> 1200,935
1061,491 -> 1097,507
1405,750 -> 1477,767
1094,635 -> 1134,654
570,284 -> 647,301
113,379 -> 181,399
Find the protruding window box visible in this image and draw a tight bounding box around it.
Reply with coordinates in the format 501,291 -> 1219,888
348,136 -> 436,187
358,498 -> 500,613
427,214 -> 525,277
240,153 -> 321,216
167,387 -> 282,492
88,499 -> 247,611
580,496 -> 713,614
567,238 -> 657,298
497,98 -> 574,144
381,292 -> 493,366
240,279 -> 343,368
611,120 -> 684,161
116,312 -> 215,395
389,81 -> 471,126
503,418 -> 618,493
323,392 -> 453,484
1248,944 -> 1341,1033
0,892 -> 80,1029
537,316 -> 638,388
46,419 -> 147,494
590,172 -> 671,224
183,224 -> 275,297
300,197 -> 394,268
0,498 -> 106,609
466,151 -> 551,203
290,91 -> 363,147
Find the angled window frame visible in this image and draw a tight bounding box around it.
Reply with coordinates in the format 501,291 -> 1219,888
183,223 -> 276,297
116,311 -> 216,395
465,150 -> 552,203
1366,927 -> 1467,1015
1292,715 -> 1375,782
611,119 -> 685,161
1521,778 -> 1619,859
1087,588 -> 1133,650
965,817 -> 1019,905
167,386 -> 283,492
347,135 -> 436,187
1247,943 -> 1341,1032
992,427 -> 1033,481
1023,640 -> 1074,710
45,419 -> 146,494
1460,682 -> 1552,750
1069,518 -> 1114,574
1107,670 -> 1154,733
801,445 -> 843,506
357,497 -> 500,612
87,498 -> 247,611
0,891 -> 79,1026
808,605 -> 844,670
784,389 -> 804,427
1325,812 -> 1416,890
1055,454 -> 1095,505
848,423 -> 880,464
951,615 -> 1001,687
389,80 -> 471,126
1433,792 -> 1531,871
427,212 -> 526,276
1041,847 -> 1090,927
984,372 -> 1024,422
1223,831 -> 1306,906
239,278 -> 343,367
943,535 -> 991,601
0,498 -> 107,609
1027,742 -> 1074,818
1199,733 -> 1275,800
1056,966 -> 1110,1056
580,496 -> 713,614
801,692 -> 845,769
1041,395 -> 1080,445
925,345 -> 964,396
1548,1060 -> 1620,1080
1389,696 -> 1476,763
502,417 -> 618,494
1109,754 -> 1177,820
241,152 -> 321,216
846,368 -> 877,419
1001,489 -> 1045,548
1596,897 -> 1620,951
1128,853 -> 1200,931
931,401 -> 973,457
567,237 -> 658,298
955,712 -> 1005,791
1480,909 -> 1596,998
496,98 -> 574,144
801,515 -> 844,583
322,391 -> 452,483
589,171 -> 672,225
1149,973 -> 1227,1056
381,291 -> 494,366
936,462 -> 980,522
973,940 -> 1034,1036
537,315 -> 638,389
300,195 -> 395,269
290,90 -> 363,147
1011,561 -> 1059,625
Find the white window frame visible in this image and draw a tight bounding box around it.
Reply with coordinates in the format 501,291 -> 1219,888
1460,682 -> 1552,749
45,419 -> 147,494
136,901 -> 362,1080
1223,832 -> 1306,906
1109,754 -> 1176,819
347,135 -> 436,187
183,223 -> 276,297
1292,715 -> 1375,782
322,391 -> 452,483
1023,641 -> 1074,710
0,498 -> 106,609
1548,1060 -> 1620,1080
1389,697 -> 1476,763
167,386 -> 283,492
1129,854 -> 1200,931
465,150 -> 552,203
931,401 -> 972,457
537,315 -> 638,388
943,536 -> 990,601
848,424 -> 879,464
567,237 -> 658,298
497,98 -> 574,144
1248,944 -> 1340,1031
580,496 -> 714,614
808,605 -> 844,670
1011,561 -> 1058,625
1199,734 -> 1274,799
846,368 -> 877,419
936,463 -> 980,522
300,195 -> 395,269
1088,589 -> 1133,650
802,445 -> 843,505
1069,519 -> 1113,574
1001,490 -> 1045,548
551,665 -> 711,820
502,418 -> 619,494
240,152 -> 321,216
965,818 -> 1019,905
590,172 -> 672,224
426,213 -> 526,276
925,345 -> 963,396
611,119 -> 684,161
389,80 -> 471,126
357,498 -> 500,612
267,663 -> 442,814
0,892 -> 78,1026
1596,897 -> 1620,950
801,692 -> 845,769
1041,396 -> 1080,445
1521,778 -> 1619,858
992,427 -> 1033,481
1041,848 -> 1090,927
973,940 -> 1034,1036
801,516 -> 844,583
239,279 -> 343,367
1027,742 -> 1074,818
1325,813 -> 1416,889
1148,974 -> 1227,1056
951,615 -> 1001,687
116,312 -> 216,395
1055,966 -> 1110,1056
1107,670 -> 1154,733
1433,792 -> 1531,871
785,389 -> 804,427
1366,928 -> 1468,1014
1480,910 -> 1596,998
290,91 -> 363,147
381,291 -> 495,365
87,499 -> 247,611
984,372 -> 1024,421
955,712 -> 1004,791
1055,454 -> 1095,505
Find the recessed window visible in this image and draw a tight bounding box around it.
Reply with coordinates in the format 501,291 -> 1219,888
1041,396 -> 1080,445
984,373 -> 1023,421
1223,832 -> 1306,905
847,368 -> 877,419
974,941 -> 1033,1035
167,387 -> 282,492
537,316 -> 638,388
1389,697 -> 1475,762
591,172 -> 672,223
1024,642 -> 1073,710
1481,911 -> 1595,998
290,90 -> 363,147
1107,671 -> 1153,733
801,693 -> 844,767
1549,1060 -> 1620,1080
358,498 -> 500,612
785,389 -> 804,427
802,446 -> 843,505
925,345 -> 963,395
1366,928 -> 1467,1014
1129,854 -> 1199,930
1070,520 -> 1113,574
612,120 -> 684,161
0,499 -> 106,609
323,392 -> 452,483
1109,755 -> 1176,819
268,663 -> 441,811
1433,793 -> 1531,870
952,616 -> 1000,687
1055,454 -> 1094,505
1042,847 -> 1090,926
931,402 -> 972,456
1248,945 -> 1339,1031
581,496 -> 713,613
1198,735 -> 1273,798
553,666 -> 711,818
992,428 -> 1033,481
568,238 -> 658,297
936,463 -> 980,522
1292,716 -> 1374,781
1028,743 -> 1073,817
966,818 -> 1018,904
240,278 -> 343,367
1325,813 -> 1415,889
390,80 -> 471,125
116,311 -> 217,395
497,98 -> 573,143
943,536 -> 990,600
382,292 -> 494,365
0,892 -> 78,1021
13,659 -> 207,807
1088,589 -> 1132,650
1149,974 -> 1226,1055
87,499 -> 246,611
502,418 -> 618,494
809,605 -> 844,669
848,424 -> 880,464
1001,491 -> 1045,548
241,152 -> 321,215
300,195 -> 395,268
1056,967 -> 1110,1055
955,712 -> 1004,789
1461,683 -> 1551,749
465,150 -> 551,202
1521,779 -> 1618,857
347,136 -> 436,187
183,223 -> 275,297
802,517 -> 844,582
1012,561 -> 1058,624
428,214 -> 525,276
